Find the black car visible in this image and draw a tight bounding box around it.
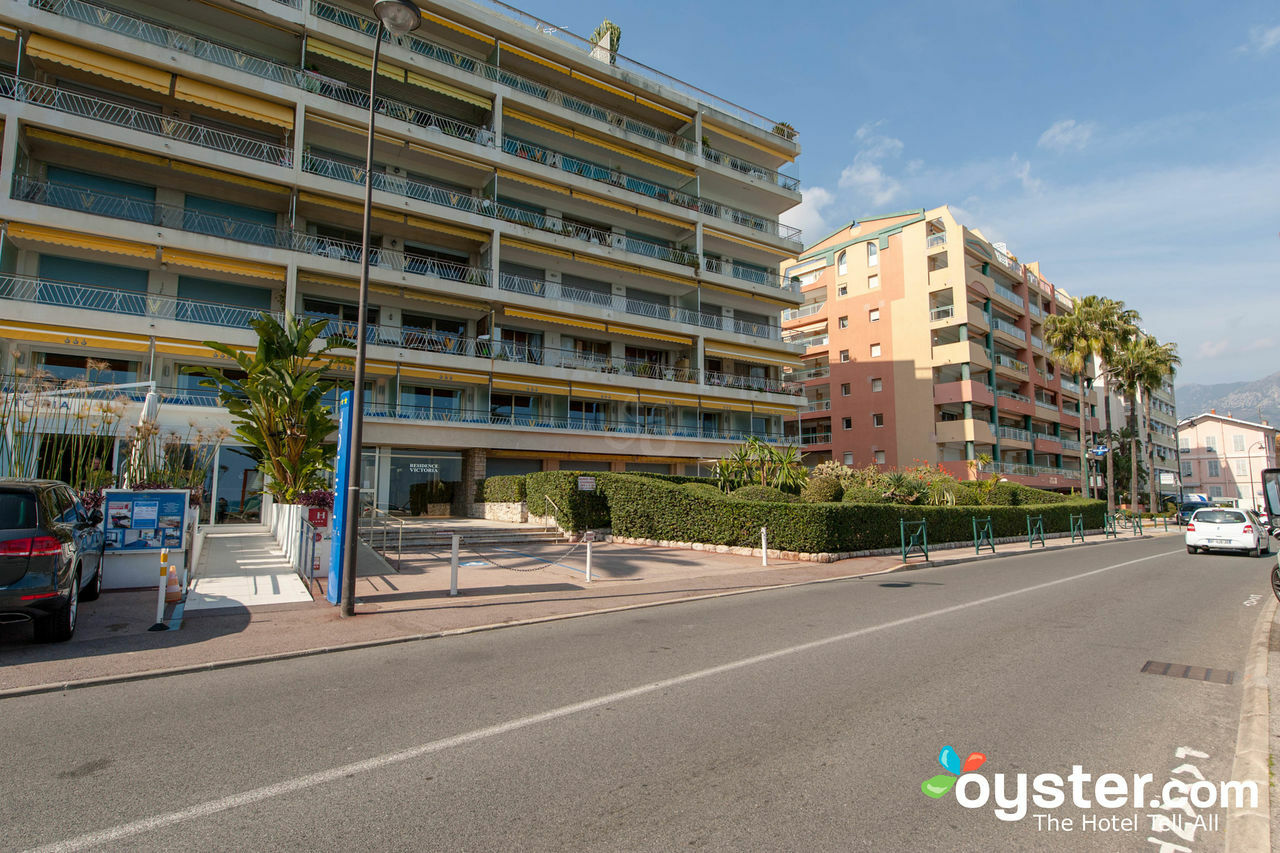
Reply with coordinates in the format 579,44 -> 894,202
1176,501 -> 1211,526
0,479 -> 104,642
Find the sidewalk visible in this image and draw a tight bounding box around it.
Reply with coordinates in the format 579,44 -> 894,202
0,527 -> 1181,696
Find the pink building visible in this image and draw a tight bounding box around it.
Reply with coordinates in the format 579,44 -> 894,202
1177,412 -> 1279,510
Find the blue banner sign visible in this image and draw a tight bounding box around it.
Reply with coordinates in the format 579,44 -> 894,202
327,390 -> 352,605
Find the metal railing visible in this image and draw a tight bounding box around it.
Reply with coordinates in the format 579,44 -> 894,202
798,432 -> 832,446
503,135 -> 696,208
1029,303 -> 1043,318
698,198 -> 802,243
1061,439 -> 1082,451
700,145 -> 800,192
996,389 -> 1031,403
997,425 -> 1032,443
0,273 -> 283,329
982,461 -> 1079,480
310,78 -> 494,146
929,304 -> 955,321
358,507 -> 404,571
784,365 -> 830,381
782,301 -> 825,321
994,282 -> 1022,305
703,371 -> 801,395
785,334 -> 829,348
1030,335 -> 1044,350
991,317 -> 1026,341
293,517 -> 317,594
1060,378 -> 1082,394
926,232 -> 946,248
993,248 -> 1022,276
702,256 -> 796,292
0,73 -> 293,167
994,353 -> 1028,372
497,273 -> 781,341
801,400 -> 832,412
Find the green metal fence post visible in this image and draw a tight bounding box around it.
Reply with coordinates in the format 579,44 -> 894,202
1027,514 -> 1045,548
973,515 -> 995,555
1103,513 -> 1118,539
1070,513 -> 1084,543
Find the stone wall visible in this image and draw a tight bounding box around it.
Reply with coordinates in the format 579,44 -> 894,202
469,501 -> 528,523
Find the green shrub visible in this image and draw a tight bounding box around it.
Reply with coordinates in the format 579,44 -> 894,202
482,475 -> 526,503
526,471 -> 610,531
731,485 -> 802,503
801,476 -> 844,503
683,482 -> 725,499
842,483 -> 889,504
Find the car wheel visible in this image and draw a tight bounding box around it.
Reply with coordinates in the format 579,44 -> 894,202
80,559 -> 102,602
1186,545 -> 1196,554
33,568 -> 78,643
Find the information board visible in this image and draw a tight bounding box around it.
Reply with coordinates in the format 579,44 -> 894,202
102,489 -> 188,551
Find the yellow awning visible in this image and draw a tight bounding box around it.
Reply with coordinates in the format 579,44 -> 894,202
570,383 -> 637,403
636,208 -> 690,228
307,39 -> 402,81
405,71 -> 491,109
299,272 -> 356,289
505,307 -> 607,332
502,237 -> 572,259
498,168 -> 570,195
161,249 -> 285,281
636,95 -> 689,122
362,361 -> 400,376
573,191 -> 637,217
752,403 -> 802,415
492,377 -> 571,395
503,107 -> 694,177
0,320 -> 151,353
503,107 -> 575,139
26,35 -> 172,94
6,223 -> 154,259
575,255 -> 639,275
701,398 -> 755,413
502,44 -> 570,75
173,77 -> 294,129
25,127 -> 168,167
704,228 -> 788,255
397,366 -> 488,384
700,280 -> 794,307
153,338 -> 250,358
703,343 -> 802,368
170,161 -> 291,195
406,142 -> 490,172
569,69 -> 634,102
703,120 -> 795,162
608,323 -> 692,345
0,24 -> 16,41
399,288 -> 488,311
420,11 -> 494,44
638,391 -> 700,406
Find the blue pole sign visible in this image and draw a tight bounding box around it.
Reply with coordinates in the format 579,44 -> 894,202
327,390 -> 352,605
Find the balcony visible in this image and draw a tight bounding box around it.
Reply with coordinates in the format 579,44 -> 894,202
1060,378 -> 1082,395
933,340 -> 991,370
933,380 -> 994,408
0,273 -> 282,330
785,365 -> 830,382
782,301 -> 826,322
929,304 -> 955,322
799,432 -> 832,446
785,333 -> 829,349
700,146 -> 800,192
698,199 -> 802,244
983,461 -> 1078,480
310,77 -> 495,148
504,135 -> 696,209
13,176 -> 495,287
801,400 -> 832,413
991,317 -> 1026,341
497,273 -> 782,343
994,353 -> 1028,374
1061,438 -> 1081,452
935,418 -> 995,445
997,425 -> 1032,444
0,74 -> 293,167
704,371 -> 802,396
1030,303 -> 1042,319
993,248 -> 1023,277
926,232 -> 946,249
1030,335 -> 1044,351
702,257 -> 797,293
993,282 -> 1022,306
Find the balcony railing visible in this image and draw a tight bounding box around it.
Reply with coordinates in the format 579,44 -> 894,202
930,304 -> 955,321
0,273 -> 283,329
798,432 -> 832,446
991,317 -> 1026,341
1030,335 -> 1044,350
504,135 -> 695,208
994,282 -> 1022,306
784,333 -> 828,348
704,371 -> 801,396
311,77 -> 494,146
801,400 -> 832,412
497,273 -> 782,342
983,461 -> 1080,480
926,232 -> 946,248
997,425 -> 1032,443
14,176 -> 493,287
0,74 -> 293,167
994,353 -> 1028,373
784,365 -> 830,382
782,301 -> 825,322
996,389 -> 1031,403
702,257 -> 796,292
993,248 -> 1022,276
698,198 -> 801,243
1060,378 -> 1081,395
1029,303 -> 1043,319
700,146 -> 800,192
1061,439 -> 1081,451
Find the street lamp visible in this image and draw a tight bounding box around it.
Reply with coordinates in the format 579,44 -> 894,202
341,0 -> 423,618
1247,441 -> 1267,513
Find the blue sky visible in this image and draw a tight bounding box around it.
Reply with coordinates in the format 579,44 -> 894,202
516,0 -> 1280,386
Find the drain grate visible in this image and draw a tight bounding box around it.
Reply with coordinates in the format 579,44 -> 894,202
1141,660 -> 1234,685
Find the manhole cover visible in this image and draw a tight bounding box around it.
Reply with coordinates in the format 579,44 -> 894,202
1141,660 -> 1234,685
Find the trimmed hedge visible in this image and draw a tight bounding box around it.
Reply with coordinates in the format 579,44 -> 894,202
525,471 -> 610,531
482,475 -> 526,504
801,476 -> 844,503
600,474 -> 1104,553
731,485 -> 802,503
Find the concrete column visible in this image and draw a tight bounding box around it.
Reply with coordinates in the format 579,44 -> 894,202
455,447 -> 486,515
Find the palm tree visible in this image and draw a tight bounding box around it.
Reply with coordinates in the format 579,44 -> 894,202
1136,336 -> 1181,513
1110,337 -> 1147,511
1045,303 -> 1101,497
1087,297 -> 1140,513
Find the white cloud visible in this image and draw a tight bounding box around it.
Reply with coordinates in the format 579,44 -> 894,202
1197,336 -> 1276,360
780,185 -> 837,243
1037,119 -> 1096,152
1011,156 -> 1041,192
1239,24 -> 1280,54
836,122 -> 904,208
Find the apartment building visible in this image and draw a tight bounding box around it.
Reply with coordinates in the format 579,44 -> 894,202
0,0 -> 805,521
1177,412 -> 1278,511
1099,372 -> 1179,500
779,205 -> 1099,492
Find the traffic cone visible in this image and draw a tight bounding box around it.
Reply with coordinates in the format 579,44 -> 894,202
165,566 -> 181,603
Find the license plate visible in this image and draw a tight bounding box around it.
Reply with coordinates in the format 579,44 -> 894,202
1208,539 -> 1233,545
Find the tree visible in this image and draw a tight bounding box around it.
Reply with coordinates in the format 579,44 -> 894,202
191,315 -> 343,503
1134,335 -> 1181,512
1111,333 -> 1179,511
1045,304 -> 1100,497
589,19 -> 621,64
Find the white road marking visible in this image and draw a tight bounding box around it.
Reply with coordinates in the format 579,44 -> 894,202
27,548 -> 1183,853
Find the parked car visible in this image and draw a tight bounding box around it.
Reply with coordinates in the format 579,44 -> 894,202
1185,507 -> 1270,557
1176,501 -> 1211,526
0,480 -> 104,642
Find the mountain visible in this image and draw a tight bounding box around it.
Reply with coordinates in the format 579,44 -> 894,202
1176,371 -> 1280,425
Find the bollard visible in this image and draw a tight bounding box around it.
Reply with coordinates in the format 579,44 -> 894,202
584,532 -> 593,583
761,526 -> 768,567
449,533 -> 460,597
151,548 -> 170,630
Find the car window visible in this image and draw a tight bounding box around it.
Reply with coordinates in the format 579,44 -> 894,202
55,488 -> 79,524
1180,503 -> 1207,512
0,490 -> 38,529
1193,510 -> 1247,524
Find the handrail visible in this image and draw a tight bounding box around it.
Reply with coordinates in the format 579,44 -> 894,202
358,506 -> 404,572
0,73 -> 292,167
542,495 -> 563,532
504,134 -> 697,209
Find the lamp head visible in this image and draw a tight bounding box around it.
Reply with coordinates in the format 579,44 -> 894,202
374,0 -> 422,34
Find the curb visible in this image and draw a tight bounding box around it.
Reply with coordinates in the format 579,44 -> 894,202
0,533 -> 1162,701
1225,591 -> 1276,852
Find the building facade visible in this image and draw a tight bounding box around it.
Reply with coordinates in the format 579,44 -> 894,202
1177,413 -> 1278,511
0,0 -> 804,520
778,205 -> 1098,492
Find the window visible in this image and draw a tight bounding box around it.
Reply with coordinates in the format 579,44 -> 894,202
490,394 -> 536,424
1236,460 -> 1248,476
798,270 -> 822,286
1179,440 -> 1191,452
872,413 -> 884,427
1205,435 -> 1217,451
871,378 -> 883,392
1233,434 -> 1246,452
837,251 -> 847,275
841,383 -> 851,396
843,452 -> 854,465
868,274 -> 880,290
838,316 -> 849,329
867,242 -> 879,267
1181,462 -> 1193,477
840,350 -> 850,363
1207,459 -> 1220,477
1208,485 -> 1223,498
869,308 -> 880,322
842,417 -> 852,430
874,450 -> 886,464
870,344 -> 881,358
838,284 -> 848,297
569,400 -> 606,430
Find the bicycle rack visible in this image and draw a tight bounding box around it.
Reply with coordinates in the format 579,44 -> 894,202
1103,513 -> 1119,538
1069,513 -> 1085,543
900,519 -> 929,563
1027,514 -> 1046,548
972,516 -> 995,555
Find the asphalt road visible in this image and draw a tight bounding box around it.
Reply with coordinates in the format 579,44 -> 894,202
1,536 -> 1271,852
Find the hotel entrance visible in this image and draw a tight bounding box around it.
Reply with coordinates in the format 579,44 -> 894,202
379,449 -> 463,517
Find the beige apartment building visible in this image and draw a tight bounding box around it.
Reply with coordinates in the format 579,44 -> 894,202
1100,372 -> 1179,500
0,0 -> 805,520
1177,412 -> 1278,511
779,205 -> 1098,492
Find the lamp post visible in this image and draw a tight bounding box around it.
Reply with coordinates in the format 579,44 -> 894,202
341,0 -> 422,618
1247,440 -> 1267,514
